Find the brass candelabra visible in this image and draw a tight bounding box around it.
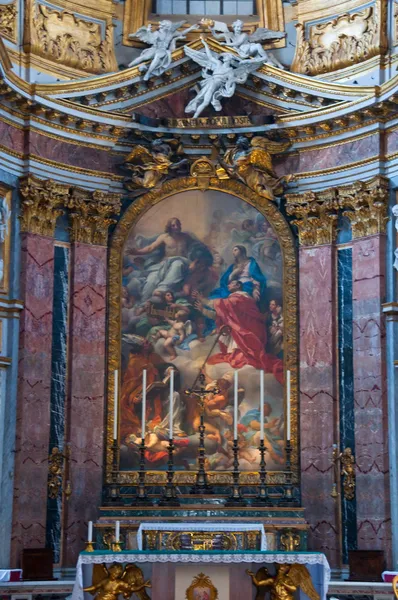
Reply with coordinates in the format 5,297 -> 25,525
159,439 -> 180,506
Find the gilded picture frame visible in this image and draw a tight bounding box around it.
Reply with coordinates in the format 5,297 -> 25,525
186,573 -> 219,600
106,176 -> 298,488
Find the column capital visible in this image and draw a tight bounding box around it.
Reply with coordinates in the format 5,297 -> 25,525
19,175 -> 69,237
286,189 -> 339,246
67,187 -> 122,246
338,176 -> 390,239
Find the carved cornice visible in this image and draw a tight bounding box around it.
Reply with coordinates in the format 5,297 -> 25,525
0,1 -> 17,43
286,176 -> 390,245
286,189 -> 339,246
337,176 -> 389,239
67,188 -> 121,245
19,176 -> 69,237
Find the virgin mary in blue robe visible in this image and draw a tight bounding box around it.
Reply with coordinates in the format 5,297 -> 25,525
209,245 -> 267,303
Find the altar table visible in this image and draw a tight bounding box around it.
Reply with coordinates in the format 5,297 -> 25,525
73,550 -> 330,600
137,522 -> 268,550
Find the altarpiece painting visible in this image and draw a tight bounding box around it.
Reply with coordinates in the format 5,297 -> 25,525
107,183 -> 298,484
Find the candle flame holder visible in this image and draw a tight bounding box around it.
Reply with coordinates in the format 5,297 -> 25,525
225,438 -> 247,507
132,439 -> 153,506
85,541 -> 95,552
278,439 -> 299,507
106,439 -> 120,504
252,439 -> 273,506
159,439 -> 180,506
111,542 -> 123,552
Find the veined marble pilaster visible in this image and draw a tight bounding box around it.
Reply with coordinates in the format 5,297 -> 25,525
287,190 -> 340,565
352,235 -> 391,560
63,241 -> 107,566
11,232 -> 55,565
63,193 -> 119,566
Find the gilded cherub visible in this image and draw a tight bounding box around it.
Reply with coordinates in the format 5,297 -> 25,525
246,563 -> 320,600
84,563 -> 151,600
220,136 -> 291,201
124,139 -> 188,191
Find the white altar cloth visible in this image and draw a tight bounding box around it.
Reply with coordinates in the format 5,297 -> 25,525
137,522 -> 267,550
73,550 -> 330,600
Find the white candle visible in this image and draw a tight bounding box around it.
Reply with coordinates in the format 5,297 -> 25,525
286,370 -> 291,441
115,520 -> 120,542
260,370 -> 264,441
113,370 -> 118,440
234,371 -> 238,439
142,369 -> 147,438
169,369 -> 174,439
88,521 -> 93,542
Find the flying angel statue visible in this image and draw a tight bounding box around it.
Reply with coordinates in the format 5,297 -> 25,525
128,20 -> 199,80
184,38 -> 264,118
204,18 -> 286,69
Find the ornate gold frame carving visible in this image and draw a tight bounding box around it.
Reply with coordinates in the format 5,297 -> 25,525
0,185 -> 11,295
106,176 -> 299,487
122,0 -> 285,48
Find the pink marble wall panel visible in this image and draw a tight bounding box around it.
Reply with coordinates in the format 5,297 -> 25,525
352,235 -> 391,562
299,245 -> 339,567
26,131 -> 119,174
275,134 -> 380,176
63,243 -> 107,566
11,233 -> 55,566
0,119 -> 25,154
152,563 -> 175,600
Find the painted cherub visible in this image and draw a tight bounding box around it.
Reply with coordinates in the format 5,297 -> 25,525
84,563 -> 151,600
156,309 -> 192,359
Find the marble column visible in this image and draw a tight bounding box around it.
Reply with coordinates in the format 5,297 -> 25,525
286,191 -> 340,567
10,232 -> 56,564
299,244 -> 340,566
63,190 -> 120,566
352,235 -> 391,558
339,177 -> 392,563
10,176 -> 69,566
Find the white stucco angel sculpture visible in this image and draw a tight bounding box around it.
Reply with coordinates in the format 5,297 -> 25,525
128,20 -> 199,80
204,18 -> 286,69
184,38 -> 264,118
